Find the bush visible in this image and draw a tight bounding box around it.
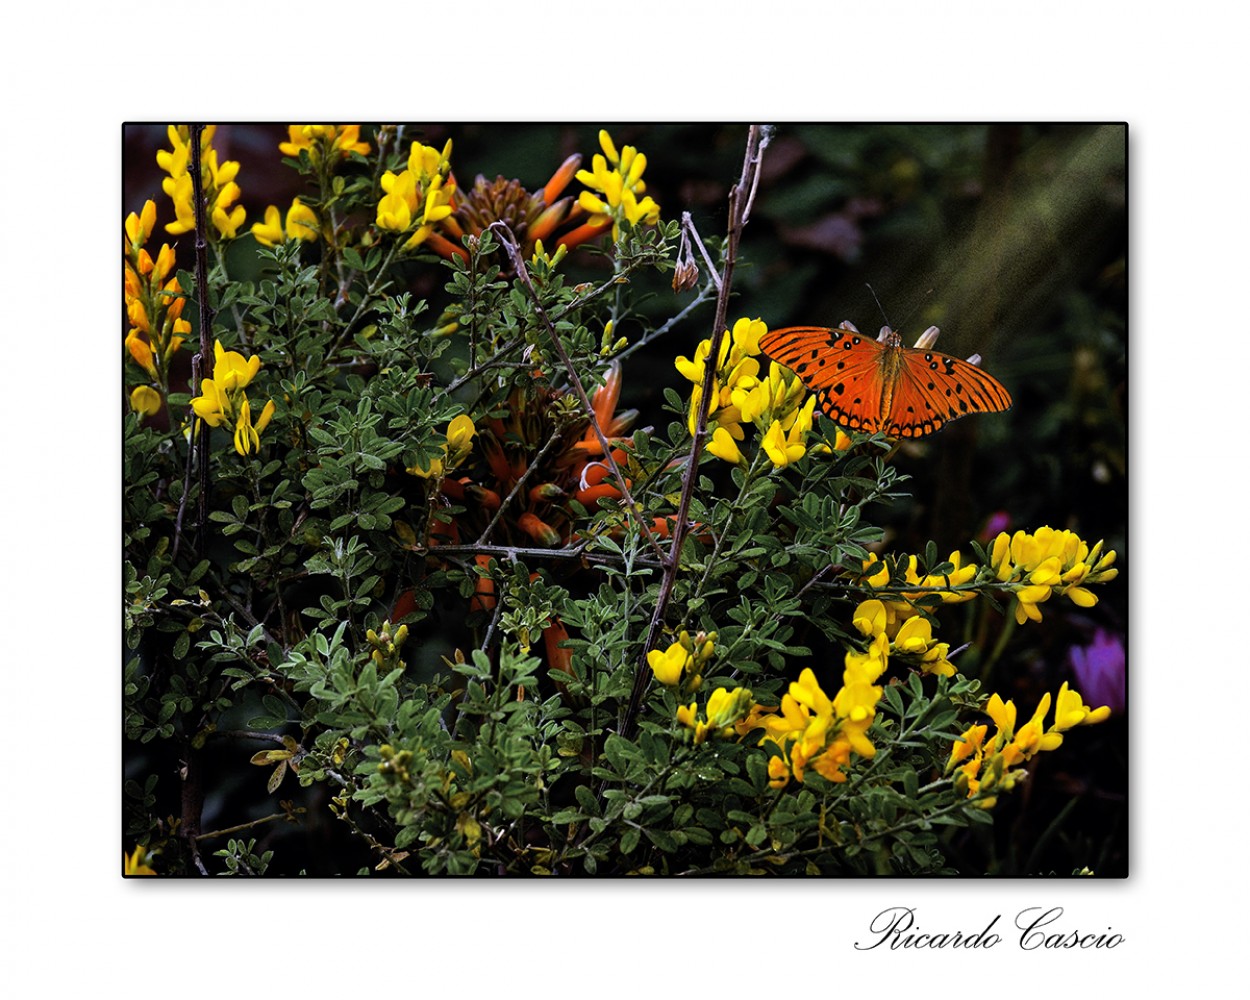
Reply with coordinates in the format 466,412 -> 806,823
123,123 -> 1126,876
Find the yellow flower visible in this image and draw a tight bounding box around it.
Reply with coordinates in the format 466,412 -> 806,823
125,330 -> 159,381
676,686 -> 754,744
286,198 -> 319,241
407,453 -> 446,480
648,642 -> 691,686
707,425 -> 743,464
1052,681 -> 1112,731
188,341 -> 273,456
407,413 -> 476,480
748,636 -> 888,786
892,615 -> 933,654
212,340 -> 262,393
251,205 -> 285,247
852,599 -> 889,638
124,845 -> 157,875
760,399 -> 816,468
677,317 -> 822,468
946,723 -> 987,771
445,414 -> 476,466
124,200 -> 192,410
191,377 -> 233,427
252,197 -> 320,248
950,682 -> 1111,808
157,125 -> 246,241
232,396 -> 277,456
278,124 -> 371,165
377,140 -> 455,250
991,527 -> 1118,624
129,385 -> 162,417
574,129 -> 661,240
125,200 -> 158,251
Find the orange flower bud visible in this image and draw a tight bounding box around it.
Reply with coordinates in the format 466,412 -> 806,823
470,553 -> 497,612
575,483 -> 623,506
517,512 -> 561,547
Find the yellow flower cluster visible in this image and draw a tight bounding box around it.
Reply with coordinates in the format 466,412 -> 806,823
676,317 -> 831,469
377,139 -> 456,250
947,683 -> 1111,809
861,551 -> 980,604
575,129 -> 661,241
852,551 -> 983,676
124,199 -> 189,415
366,620 -> 409,669
277,124 -> 371,167
989,527 -> 1118,624
647,629 -> 717,691
407,414 -> 476,480
852,598 -> 956,677
253,126 -> 371,248
156,125 -> 246,240
675,685 -> 755,745
252,197 -> 319,248
750,634 -> 889,788
190,341 -> 276,456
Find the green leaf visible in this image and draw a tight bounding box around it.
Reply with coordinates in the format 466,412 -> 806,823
574,783 -> 599,816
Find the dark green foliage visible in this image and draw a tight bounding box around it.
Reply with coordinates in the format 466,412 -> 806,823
122,124 -> 1125,877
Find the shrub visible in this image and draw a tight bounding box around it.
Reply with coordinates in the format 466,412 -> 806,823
123,123 -> 1125,876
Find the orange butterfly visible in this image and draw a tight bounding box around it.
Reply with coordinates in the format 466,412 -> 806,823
758,323 -> 1012,438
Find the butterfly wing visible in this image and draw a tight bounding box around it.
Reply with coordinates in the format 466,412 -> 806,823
757,326 -> 891,433
884,345 -> 1013,438
759,325 -> 1013,438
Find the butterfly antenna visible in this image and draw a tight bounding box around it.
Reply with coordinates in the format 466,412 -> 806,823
895,288 -> 935,334
865,283 -> 892,329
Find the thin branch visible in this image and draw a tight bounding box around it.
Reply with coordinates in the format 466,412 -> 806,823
171,351 -> 200,562
740,125 -> 772,225
682,212 -> 724,292
190,124 -> 215,555
210,730 -> 289,745
614,278 -> 716,363
176,123 -> 219,877
196,809 -> 303,843
489,222 -> 666,564
474,428 -> 564,547
442,336 -> 524,397
621,125 -> 769,741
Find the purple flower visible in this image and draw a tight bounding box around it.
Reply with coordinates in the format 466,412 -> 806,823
980,510 -> 1012,542
1068,628 -> 1126,715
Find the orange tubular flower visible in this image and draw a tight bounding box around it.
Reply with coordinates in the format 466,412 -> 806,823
427,143 -> 629,264
470,554 -> 497,613
542,617 -> 575,679
517,512 -> 561,547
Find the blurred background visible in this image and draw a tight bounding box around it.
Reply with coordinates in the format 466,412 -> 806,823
124,123 -> 1127,875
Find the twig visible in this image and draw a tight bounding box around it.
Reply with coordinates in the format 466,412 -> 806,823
740,125 -> 772,225
489,222 -> 666,564
421,540 -> 589,560
614,278 -> 716,363
196,809 -> 303,843
176,124 -> 219,876
620,125 -> 769,741
210,730 -> 289,745
479,580 -> 506,654
171,351 -> 200,562
442,337 -> 524,397
181,743 -> 207,875
190,124 -> 215,555
681,212 -> 723,292
474,428 -> 564,546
